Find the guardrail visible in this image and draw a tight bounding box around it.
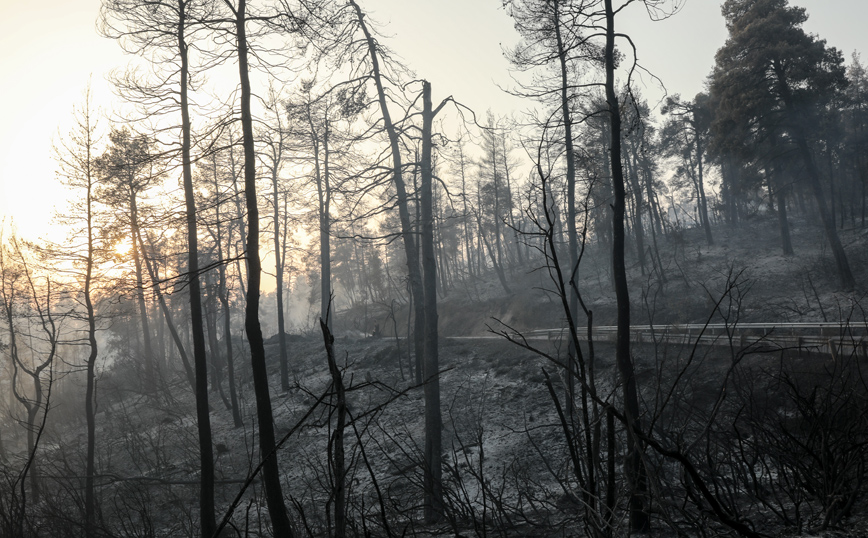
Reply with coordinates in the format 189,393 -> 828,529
527,322 -> 868,358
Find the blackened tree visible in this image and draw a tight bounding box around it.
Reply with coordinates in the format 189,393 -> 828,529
222,0 -> 294,534
53,88 -> 107,535
100,1 -> 221,532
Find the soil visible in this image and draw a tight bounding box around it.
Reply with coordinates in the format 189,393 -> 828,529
12,214 -> 868,537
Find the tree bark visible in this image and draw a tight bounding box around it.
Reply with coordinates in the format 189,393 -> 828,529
177,2 -> 216,534
694,117 -> 713,245
456,141 -> 474,278
625,146 -> 647,275
307,107 -> 332,330
271,142 -> 290,392
768,164 -> 794,255
129,194 -> 156,392
604,0 -> 649,531
554,0 -> 582,411
231,1 -> 294,534
321,319 -> 346,538
212,156 -> 242,427
350,0 -> 426,386
138,230 -> 196,392
81,94 -> 99,536
218,282 -> 242,428
420,81 -> 444,522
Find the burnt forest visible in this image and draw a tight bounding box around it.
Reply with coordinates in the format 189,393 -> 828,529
2,0 -> 868,537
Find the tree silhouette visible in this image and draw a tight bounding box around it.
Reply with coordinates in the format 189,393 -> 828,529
711,0 -> 854,288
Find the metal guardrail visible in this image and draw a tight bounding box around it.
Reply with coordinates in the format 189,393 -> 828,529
527,322 -> 868,358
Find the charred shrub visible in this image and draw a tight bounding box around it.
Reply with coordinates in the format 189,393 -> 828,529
737,353 -> 868,531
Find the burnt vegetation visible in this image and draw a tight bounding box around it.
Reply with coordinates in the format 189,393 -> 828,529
2,0 -> 868,536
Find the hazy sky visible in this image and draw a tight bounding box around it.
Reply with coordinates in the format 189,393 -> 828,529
1,0 -> 865,242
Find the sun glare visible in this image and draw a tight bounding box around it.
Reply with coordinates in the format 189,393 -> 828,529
113,238 -> 132,257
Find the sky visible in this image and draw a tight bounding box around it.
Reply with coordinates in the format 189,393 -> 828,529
0,0 -> 865,243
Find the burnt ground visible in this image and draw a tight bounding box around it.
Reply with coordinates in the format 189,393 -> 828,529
32,334 -> 868,536
10,214 -> 868,536
429,213 -> 868,338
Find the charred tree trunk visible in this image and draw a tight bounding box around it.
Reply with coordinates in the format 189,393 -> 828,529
457,142 -> 474,278
139,231 -> 196,392
212,157 -> 242,427
420,81 -> 444,522
129,195 -> 156,392
351,0 -> 425,386
694,123 -> 713,245
309,110 -> 332,330
177,3 -> 216,533
553,0 -> 582,417
477,213 -> 513,295
231,1 -> 293,535
75,93 -> 100,536
272,146 -> 290,392
625,146 -> 647,275
605,0 -> 648,531
218,287 -> 242,428
321,319 -> 346,538
768,163 -> 794,256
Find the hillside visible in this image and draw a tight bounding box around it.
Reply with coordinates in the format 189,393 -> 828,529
431,213 -> 868,340
2,216 -> 866,537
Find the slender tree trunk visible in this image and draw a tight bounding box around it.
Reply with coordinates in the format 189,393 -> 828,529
177,4 -> 216,534
82,95 -> 99,535
321,319 -> 346,538
554,0 -> 581,416
828,148 -> 838,228
477,213 -> 513,295
212,157 -> 242,427
420,81 -> 444,521
139,231 -> 196,392
26,389 -> 41,503
231,1 -> 294,534
228,137 -> 249,299
129,196 -> 156,392
859,170 -> 868,228
476,178 -> 486,275
433,184 -> 447,293
352,0 -> 425,386
322,126 -> 333,329
154,291 -> 166,372
642,155 -> 664,236
722,157 -> 739,228
640,155 -> 666,281
272,152 -> 290,392
457,142 -> 474,278
309,111 -> 332,330
554,6 -> 601,513
605,1 -> 648,531
218,287 -> 242,427
768,164 -> 794,255
492,153 -> 505,271
625,146 -> 647,275
203,283 -> 226,400
694,123 -> 713,245
412,161 -> 425,380
234,0 -> 293,538
795,131 -> 853,288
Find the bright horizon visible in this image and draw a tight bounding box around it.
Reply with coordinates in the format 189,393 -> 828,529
1,0 -> 865,244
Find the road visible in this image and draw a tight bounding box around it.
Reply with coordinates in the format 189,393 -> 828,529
519,322 -> 868,358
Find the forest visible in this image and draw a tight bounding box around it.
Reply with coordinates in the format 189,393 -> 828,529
2,0 -> 868,536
